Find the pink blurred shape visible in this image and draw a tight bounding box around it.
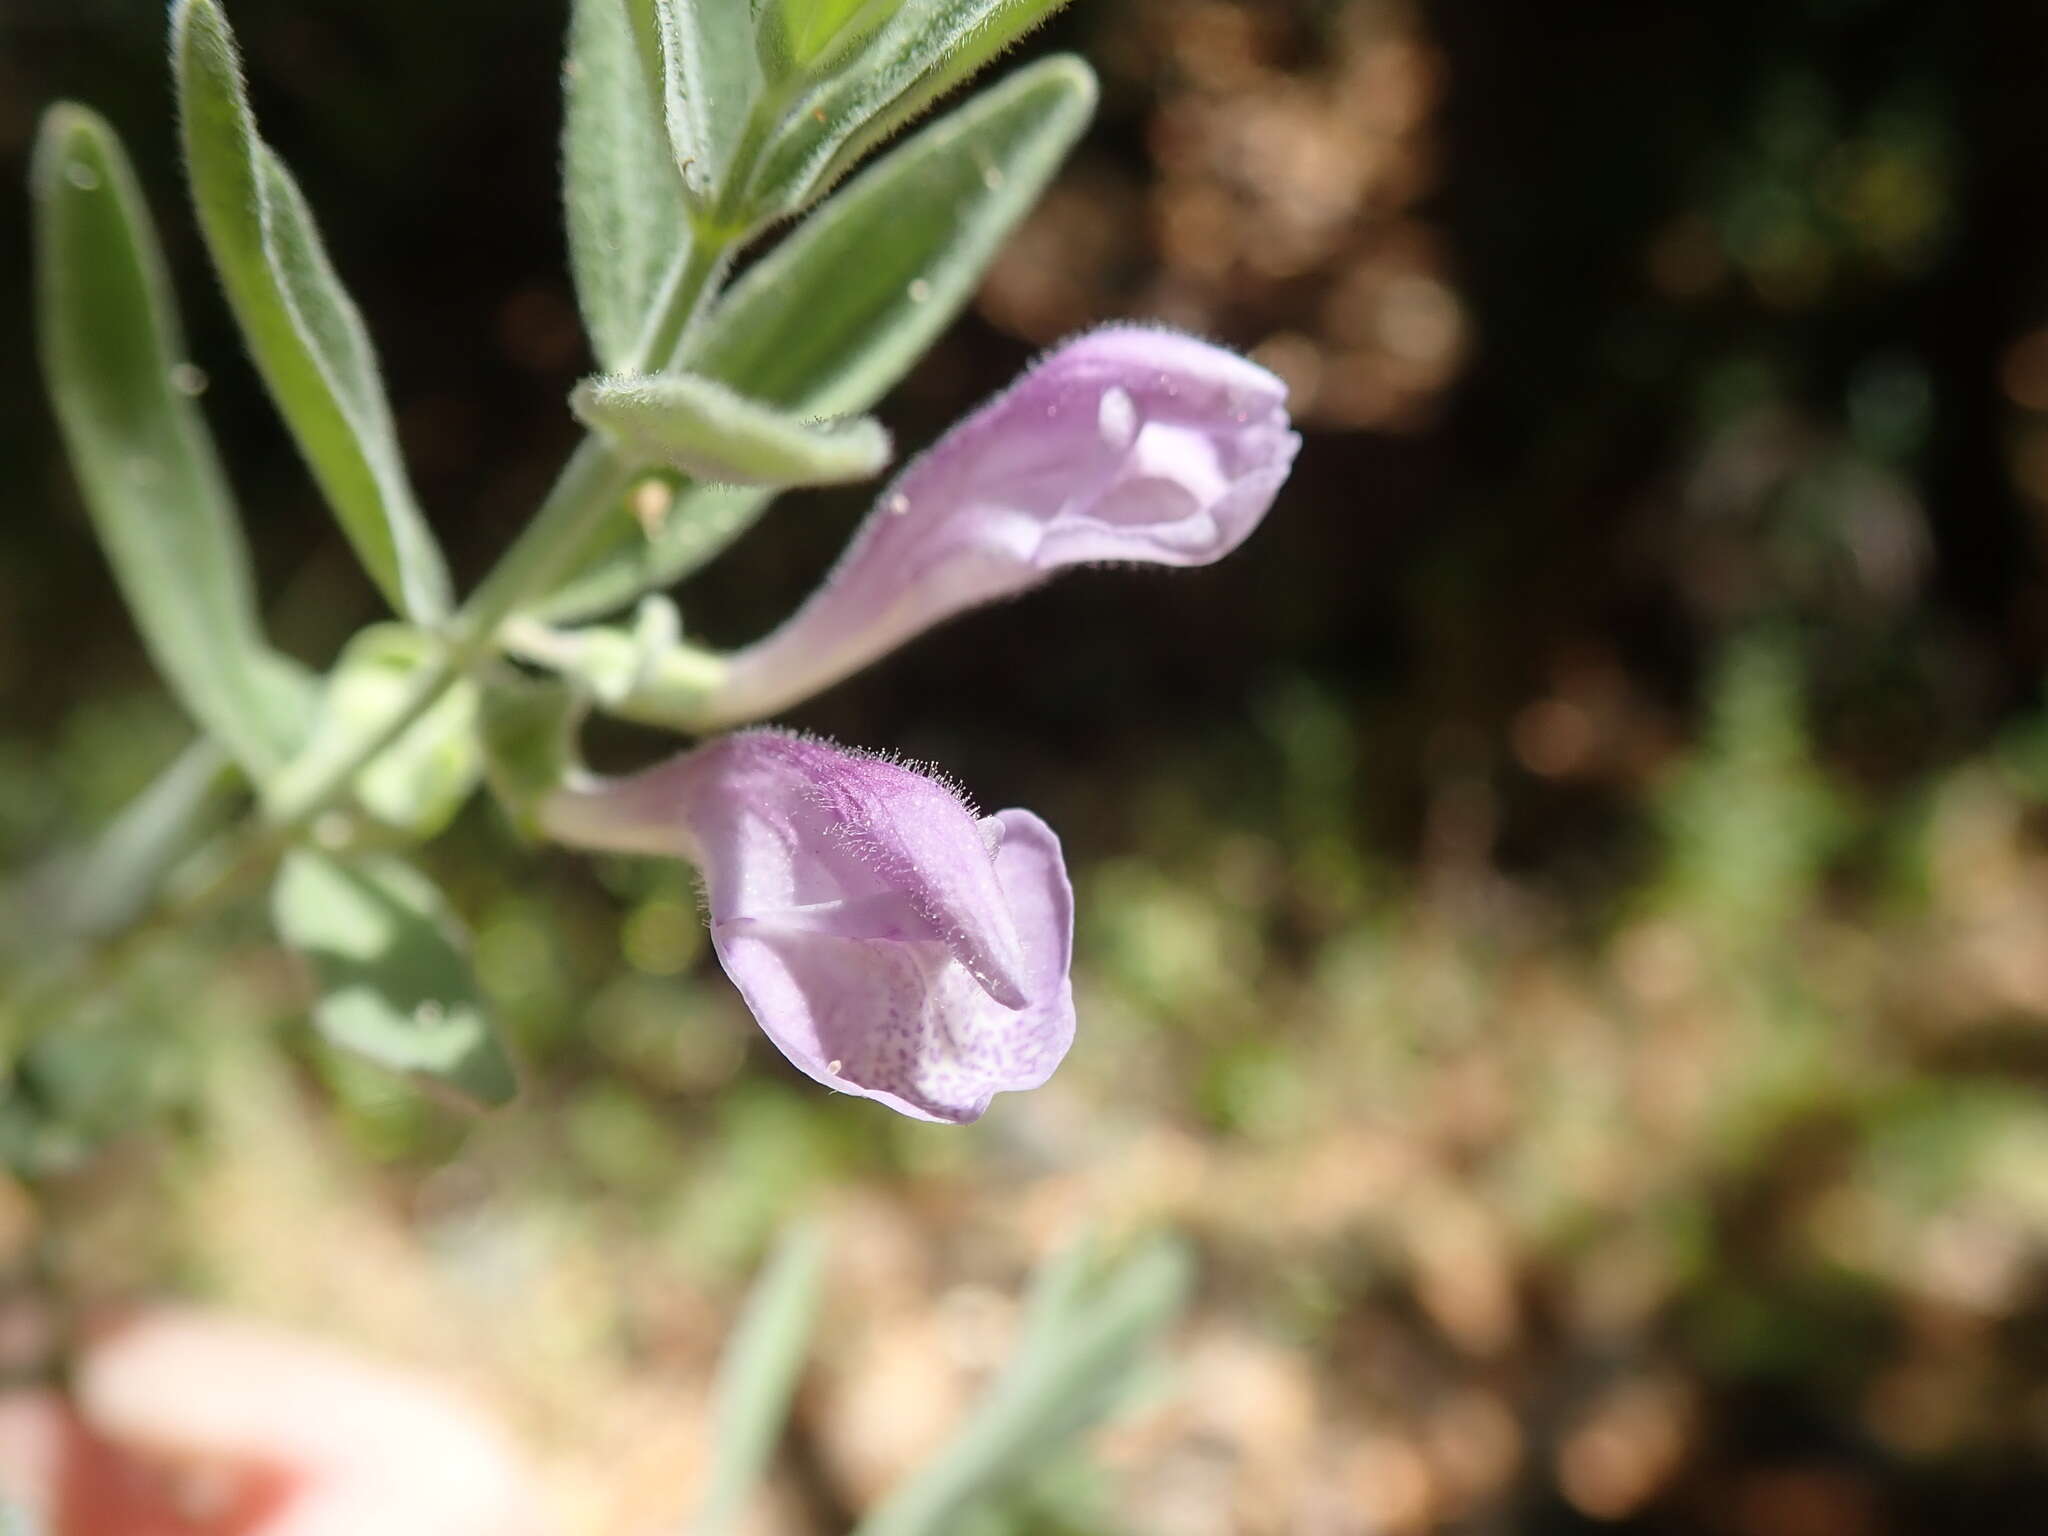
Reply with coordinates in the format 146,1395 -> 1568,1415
0,1307 -> 547,1535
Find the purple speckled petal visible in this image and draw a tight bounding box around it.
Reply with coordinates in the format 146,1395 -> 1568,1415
697,325 -> 1301,727
538,731 -> 1076,1123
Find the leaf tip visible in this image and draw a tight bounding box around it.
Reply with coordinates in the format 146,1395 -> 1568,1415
1029,52 -> 1100,114
167,0 -> 229,54
169,0 -> 248,122
30,102 -> 111,200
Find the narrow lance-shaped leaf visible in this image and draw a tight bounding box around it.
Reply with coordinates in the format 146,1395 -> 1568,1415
272,850 -> 517,1107
701,54 -> 1096,417
748,0 -> 1076,222
1,737 -> 240,967
658,0 -> 766,208
32,105 -> 310,777
798,0 -> 1074,204
565,0 -> 691,369
767,0 -> 902,75
621,0 -> 668,104
687,1224 -> 827,1536
172,0 -> 450,620
54,741 -> 237,942
535,54 -> 1097,622
534,481 -> 777,627
573,372 -> 891,486
853,1236 -> 1192,1536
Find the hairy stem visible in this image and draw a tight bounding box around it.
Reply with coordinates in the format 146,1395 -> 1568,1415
27,99 -> 794,989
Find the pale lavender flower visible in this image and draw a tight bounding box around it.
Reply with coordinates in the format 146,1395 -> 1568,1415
541,730 -> 1074,1123
696,325 -> 1300,727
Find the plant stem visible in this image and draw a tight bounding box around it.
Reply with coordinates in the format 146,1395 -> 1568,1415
25,80 -> 809,1021
463,242 -> 729,642
264,231 -> 734,837
256,101 -> 788,838
33,218 -> 748,991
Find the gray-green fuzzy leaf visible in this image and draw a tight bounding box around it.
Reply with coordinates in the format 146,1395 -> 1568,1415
853,1236 -> 1191,1536
573,372 -> 891,486
535,55 -> 1095,622
55,741 -> 238,942
173,0 -> 450,621
687,1224 -> 827,1536
773,0 -> 903,73
565,0 -> 691,369
749,0 -> 1076,221
659,0 -> 767,206
701,54 -> 1095,414
272,849 -> 516,1106
534,481 -> 774,624
32,105 -> 312,778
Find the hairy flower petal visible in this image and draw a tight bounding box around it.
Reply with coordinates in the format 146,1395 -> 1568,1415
541,732 -> 1075,1122
698,325 -> 1299,726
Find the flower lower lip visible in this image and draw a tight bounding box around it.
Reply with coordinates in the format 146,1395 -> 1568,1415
542,733 -> 1077,1123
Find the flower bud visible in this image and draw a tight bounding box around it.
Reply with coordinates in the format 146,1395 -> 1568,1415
698,325 -> 1299,726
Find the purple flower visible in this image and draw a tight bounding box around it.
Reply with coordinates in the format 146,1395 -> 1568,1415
541,731 -> 1074,1123
697,325 -> 1300,726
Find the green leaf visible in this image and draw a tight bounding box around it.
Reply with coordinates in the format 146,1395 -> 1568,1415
535,56 -> 1095,622
799,0 -> 1073,205
658,0 -> 768,207
272,849 -> 516,1106
750,0 -> 1078,220
688,1223 -> 828,1536
57,741 -> 238,941
566,0 -> 692,369
774,0 -> 903,71
283,627 -> 480,838
478,670 -> 586,838
3,737 -> 242,973
172,0 -> 450,621
32,105 -> 311,778
703,54 -> 1095,414
573,372 -> 891,486
532,481 -> 772,625
621,0 -> 670,103
853,1235 -> 1191,1536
